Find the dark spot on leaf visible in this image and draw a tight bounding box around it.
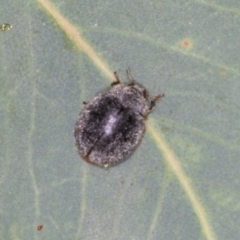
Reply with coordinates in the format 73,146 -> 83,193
37,225 -> 43,231
180,38 -> 193,50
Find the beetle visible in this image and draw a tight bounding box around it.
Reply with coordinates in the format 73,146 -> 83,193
74,70 -> 164,167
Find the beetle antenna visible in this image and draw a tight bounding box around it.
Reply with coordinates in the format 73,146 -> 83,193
111,71 -> 121,86
126,68 -> 135,86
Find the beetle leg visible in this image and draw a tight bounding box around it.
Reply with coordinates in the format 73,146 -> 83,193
143,89 -> 148,99
149,93 -> 164,110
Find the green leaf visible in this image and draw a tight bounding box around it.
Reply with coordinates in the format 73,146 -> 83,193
1,0 -> 239,239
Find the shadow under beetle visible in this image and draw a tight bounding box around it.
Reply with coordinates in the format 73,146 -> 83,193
74,70 -> 164,167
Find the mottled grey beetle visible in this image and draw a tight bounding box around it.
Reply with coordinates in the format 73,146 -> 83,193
74,70 -> 164,167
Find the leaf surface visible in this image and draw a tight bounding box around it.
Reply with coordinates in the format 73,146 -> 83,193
1,0 -> 239,239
